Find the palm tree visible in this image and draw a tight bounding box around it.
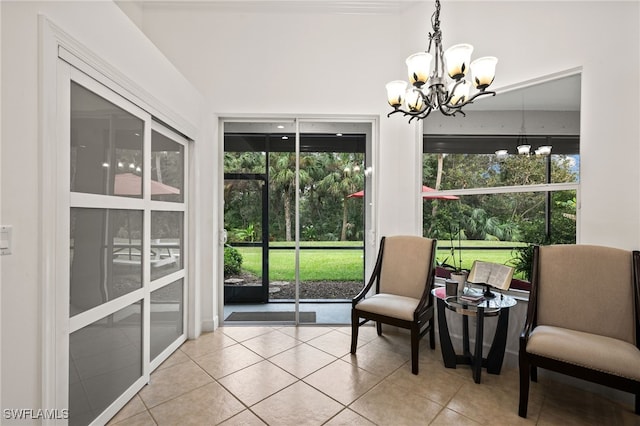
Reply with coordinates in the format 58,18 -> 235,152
269,153 -> 312,241
317,153 -> 364,241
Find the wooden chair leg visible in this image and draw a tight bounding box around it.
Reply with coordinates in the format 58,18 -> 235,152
519,356 -> 530,418
635,392 -> 639,414
531,365 -> 538,382
350,310 -> 359,354
429,319 -> 435,349
376,321 -> 382,336
411,326 -> 419,375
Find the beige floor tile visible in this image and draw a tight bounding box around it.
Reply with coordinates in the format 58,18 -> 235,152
217,409 -> 267,426
343,338 -> 410,377
217,360 -> 297,406
179,331 -> 237,359
193,343 -> 263,379
251,381 -> 343,425
277,325 -> 334,342
304,359 -> 382,405
241,329 -> 300,358
323,408 -> 376,426
383,359 -> 466,405
111,410 -> 157,426
429,408 -> 481,426
149,381 -> 245,426
339,325 -> 379,346
350,380 -> 443,425
307,330 -> 353,358
139,359 -> 213,408
269,343 -> 337,378
108,395 -> 147,424
536,380 -> 636,426
155,349 -> 190,371
221,326 -> 275,342
447,381 -> 540,425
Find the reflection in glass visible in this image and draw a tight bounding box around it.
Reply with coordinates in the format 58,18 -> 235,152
151,130 -> 184,202
150,211 -> 183,281
69,302 -> 142,426
70,82 -> 144,197
424,190 -> 577,278
423,151 -> 579,190
70,208 -> 143,316
150,279 -> 184,360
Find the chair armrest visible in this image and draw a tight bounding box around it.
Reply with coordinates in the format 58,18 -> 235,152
352,272 -> 377,305
352,237 -> 386,306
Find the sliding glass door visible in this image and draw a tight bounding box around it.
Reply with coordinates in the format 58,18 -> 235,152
63,66 -> 189,425
222,118 -> 374,324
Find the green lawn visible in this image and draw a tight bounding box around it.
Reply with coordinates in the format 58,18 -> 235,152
233,240 -> 527,282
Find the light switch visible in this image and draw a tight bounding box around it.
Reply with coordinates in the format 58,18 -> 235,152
1,225 -> 12,255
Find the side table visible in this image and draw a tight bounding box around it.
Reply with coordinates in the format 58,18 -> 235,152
432,287 -> 516,383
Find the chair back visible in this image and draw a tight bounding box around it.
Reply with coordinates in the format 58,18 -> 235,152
379,236 -> 434,299
536,244 -> 635,344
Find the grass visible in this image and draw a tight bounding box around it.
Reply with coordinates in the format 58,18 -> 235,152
233,240 -> 528,282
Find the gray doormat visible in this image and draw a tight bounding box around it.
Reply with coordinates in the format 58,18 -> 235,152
225,311 -> 316,322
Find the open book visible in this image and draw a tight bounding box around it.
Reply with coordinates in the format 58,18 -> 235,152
467,260 -> 514,291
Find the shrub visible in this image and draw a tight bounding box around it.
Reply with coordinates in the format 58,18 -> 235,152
224,245 -> 243,276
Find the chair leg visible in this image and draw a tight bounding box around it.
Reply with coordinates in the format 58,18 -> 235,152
350,310 -> 359,354
635,392 -> 639,415
429,318 -> 435,350
518,356 -> 530,418
376,321 -> 382,336
531,365 -> 538,382
411,326 -> 419,375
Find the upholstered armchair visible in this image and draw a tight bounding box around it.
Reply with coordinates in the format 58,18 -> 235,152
351,235 -> 436,374
519,244 -> 640,417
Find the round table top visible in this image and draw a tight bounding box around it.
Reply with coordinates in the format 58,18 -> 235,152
432,286 -> 517,316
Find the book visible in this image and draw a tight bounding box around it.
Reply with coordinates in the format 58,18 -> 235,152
467,260 -> 514,291
459,293 -> 484,303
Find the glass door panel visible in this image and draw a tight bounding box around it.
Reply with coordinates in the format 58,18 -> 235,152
223,178 -> 268,303
69,302 -> 142,426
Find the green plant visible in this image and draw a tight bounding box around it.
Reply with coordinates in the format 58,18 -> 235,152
233,223 -> 257,242
509,244 -> 534,281
224,245 -> 243,276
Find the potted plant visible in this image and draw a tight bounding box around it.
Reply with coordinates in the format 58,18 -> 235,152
450,225 -> 468,290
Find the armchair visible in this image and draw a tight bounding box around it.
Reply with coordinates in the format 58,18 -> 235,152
519,244 -> 640,417
350,236 -> 437,374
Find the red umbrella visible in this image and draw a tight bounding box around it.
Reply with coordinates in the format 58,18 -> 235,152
347,185 -> 459,200
114,173 -> 180,196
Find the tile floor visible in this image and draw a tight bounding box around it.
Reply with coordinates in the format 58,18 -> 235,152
108,325 -> 639,426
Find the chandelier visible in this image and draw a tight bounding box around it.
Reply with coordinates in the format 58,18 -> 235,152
385,0 -> 498,122
495,108 -> 552,159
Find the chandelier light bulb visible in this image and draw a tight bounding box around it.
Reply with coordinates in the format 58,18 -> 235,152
535,146 -> 552,156
448,80 -> 471,105
385,80 -> 409,107
495,149 -> 509,160
517,144 -> 531,155
406,89 -> 424,112
444,44 -> 474,80
406,52 -> 433,87
471,56 -> 498,90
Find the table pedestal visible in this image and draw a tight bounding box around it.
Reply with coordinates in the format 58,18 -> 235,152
436,297 -> 510,383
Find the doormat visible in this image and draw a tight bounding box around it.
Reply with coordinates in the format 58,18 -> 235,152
225,311 -> 316,322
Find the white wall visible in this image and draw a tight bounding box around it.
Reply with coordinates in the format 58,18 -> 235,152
137,0 -> 639,268
0,0 -> 207,414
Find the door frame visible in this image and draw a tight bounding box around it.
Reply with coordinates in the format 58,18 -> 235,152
39,16 -> 197,424
217,115 -> 379,323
